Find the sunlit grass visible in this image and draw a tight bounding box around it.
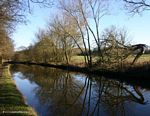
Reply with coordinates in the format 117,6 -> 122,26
70,56 -> 85,66
126,54 -> 150,64
71,54 -> 150,66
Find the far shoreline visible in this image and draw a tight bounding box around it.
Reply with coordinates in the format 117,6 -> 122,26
5,61 -> 150,89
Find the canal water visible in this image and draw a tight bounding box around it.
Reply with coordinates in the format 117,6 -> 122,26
11,65 -> 150,116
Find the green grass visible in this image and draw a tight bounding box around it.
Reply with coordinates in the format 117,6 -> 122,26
70,54 -> 150,70
0,65 -> 37,115
72,54 -> 150,64
126,54 -> 150,64
71,56 -> 85,65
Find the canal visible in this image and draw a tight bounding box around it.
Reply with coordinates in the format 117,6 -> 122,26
11,64 -> 150,116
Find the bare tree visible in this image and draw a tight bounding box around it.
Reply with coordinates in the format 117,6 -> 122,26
33,29 -> 63,63
49,15 -> 82,64
96,26 -> 130,70
0,0 -> 27,33
27,0 -> 53,12
0,0 -> 54,33
57,0 -> 110,67
123,0 -> 150,14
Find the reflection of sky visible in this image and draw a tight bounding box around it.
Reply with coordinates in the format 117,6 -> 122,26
13,71 -> 150,116
132,91 -> 150,116
13,72 -> 50,116
72,73 -> 86,84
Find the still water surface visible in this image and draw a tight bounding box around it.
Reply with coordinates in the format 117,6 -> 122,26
11,65 -> 150,116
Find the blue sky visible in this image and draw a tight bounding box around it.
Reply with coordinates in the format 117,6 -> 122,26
12,6 -> 51,49
101,10 -> 149,45
12,2 -> 150,50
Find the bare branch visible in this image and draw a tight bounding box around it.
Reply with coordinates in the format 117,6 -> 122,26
123,0 -> 150,14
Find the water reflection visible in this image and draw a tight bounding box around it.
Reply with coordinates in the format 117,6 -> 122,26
11,65 -> 150,116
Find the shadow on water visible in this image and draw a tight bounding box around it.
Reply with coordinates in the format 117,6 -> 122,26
11,65 -> 150,116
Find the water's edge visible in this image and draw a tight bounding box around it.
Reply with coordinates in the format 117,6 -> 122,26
6,61 -> 150,88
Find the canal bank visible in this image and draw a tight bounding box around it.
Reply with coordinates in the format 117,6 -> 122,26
6,61 -> 150,87
0,65 -> 37,115
6,61 -> 150,77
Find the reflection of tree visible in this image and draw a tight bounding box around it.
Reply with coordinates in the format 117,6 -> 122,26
88,77 -> 146,116
11,65 -> 147,116
11,65 -> 86,115
34,71 -> 88,116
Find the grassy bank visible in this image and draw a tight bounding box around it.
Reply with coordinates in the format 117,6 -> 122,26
68,55 -> 150,69
0,65 -> 37,115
